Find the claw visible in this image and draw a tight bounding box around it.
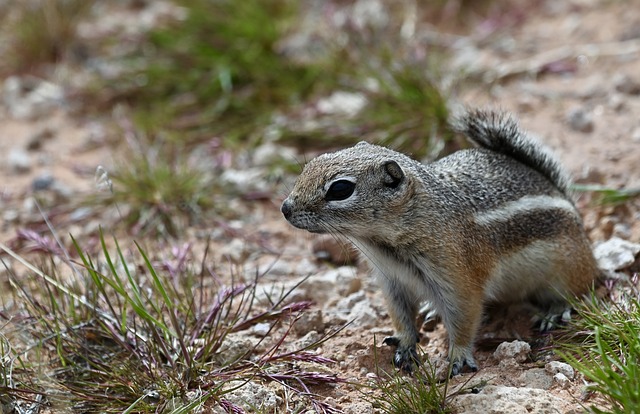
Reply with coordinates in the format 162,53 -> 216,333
536,305 -> 573,332
449,346 -> 478,376
383,336 -> 419,373
383,336 -> 400,347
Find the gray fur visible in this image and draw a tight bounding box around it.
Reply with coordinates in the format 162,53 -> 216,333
452,108 -> 572,198
281,108 -> 599,376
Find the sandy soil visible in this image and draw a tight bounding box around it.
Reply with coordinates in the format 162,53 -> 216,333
1,0 -> 639,413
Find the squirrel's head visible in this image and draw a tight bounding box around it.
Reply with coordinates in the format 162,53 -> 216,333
281,142 -> 417,238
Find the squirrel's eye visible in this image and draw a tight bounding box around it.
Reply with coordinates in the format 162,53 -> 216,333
325,180 -> 355,201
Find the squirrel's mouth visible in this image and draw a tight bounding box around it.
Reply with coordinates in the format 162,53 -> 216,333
284,217 -> 327,234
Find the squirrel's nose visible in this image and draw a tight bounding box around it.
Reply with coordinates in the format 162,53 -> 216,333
281,199 -> 293,219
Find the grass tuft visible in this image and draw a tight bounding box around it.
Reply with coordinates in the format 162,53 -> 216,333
0,231 -> 344,413
91,117 -> 227,236
360,343 -> 453,414
79,0 -> 453,158
0,0 -> 94,74
556,280 -> 640,413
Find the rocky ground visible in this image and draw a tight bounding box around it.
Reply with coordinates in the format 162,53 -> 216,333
1,1 -> 640,413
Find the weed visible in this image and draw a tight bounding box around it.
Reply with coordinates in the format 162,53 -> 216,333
90,0 -> 332,146
91,114 -> 228,237
0,232 -> 345,413
79,0 -> 454,159
557,280 -> 640,413
573,184 -> 640,207
359,340 -> 452,414
0,0 -> 94,74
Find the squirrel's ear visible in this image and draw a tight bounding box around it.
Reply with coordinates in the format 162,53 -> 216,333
383,160 -> 404,188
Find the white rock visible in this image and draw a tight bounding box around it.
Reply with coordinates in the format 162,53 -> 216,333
251,322 -> 271,337
453,385 -> 569,414
593,237 -> 640,272
267,260 -> 294,276
214,333 -> 258,366
252,142 -> 297,166
518,368 -> 553,390
316,91 -> 367,117
293,309 -> 324,335
7,148 -> 32,174
2,76 -> 64,120
553,372 -> 570,388
302,267 -> 359,304
348,299 -> 378,329
493,340 -> 531,363
295,330 -> 322,349
220,168 -> 269,193
220,381 -> 281,413
219,238 -> 248,262
343,402 -> 374,414
295,257 -> 318,275
545,361 -> 575,380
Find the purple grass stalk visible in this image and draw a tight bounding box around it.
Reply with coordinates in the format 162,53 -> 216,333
219,398 -> 246,414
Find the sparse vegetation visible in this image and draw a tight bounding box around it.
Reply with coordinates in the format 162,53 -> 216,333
80,0 -> 453,156
0,0 -> 94,74
92,123 -> 224,237
0,234 -> 344,413
557,281 -> 640,413
2,0 -> 639,413
573,184 -> 640,206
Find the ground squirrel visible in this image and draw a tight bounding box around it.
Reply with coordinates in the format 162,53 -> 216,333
281,108 -> 600,375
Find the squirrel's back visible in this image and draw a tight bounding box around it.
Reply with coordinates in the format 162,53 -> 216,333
452,108 -> 571,198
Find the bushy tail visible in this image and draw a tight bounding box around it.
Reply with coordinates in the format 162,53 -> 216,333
452,108 -> 571,197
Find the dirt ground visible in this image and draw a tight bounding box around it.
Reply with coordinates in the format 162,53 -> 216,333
1,0 -> 640,413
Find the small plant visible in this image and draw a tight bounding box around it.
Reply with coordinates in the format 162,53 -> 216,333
0,231 -> 344,413
572,184 -> 640,206
91,118 -> 226,236
0,0 -> 94,74
89,0 -> 332,146
557,280 -> 640,413
360,341 -> 452,414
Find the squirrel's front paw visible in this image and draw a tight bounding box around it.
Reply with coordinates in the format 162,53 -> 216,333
383,336 -> 419,373
449,346 -> 478,376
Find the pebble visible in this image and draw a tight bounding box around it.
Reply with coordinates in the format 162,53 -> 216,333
220,381 -> 281,413
613,73 -> 640,95
544,361 -> 575,380
343,402 -> 374,414
220,168 -> 270,194
553,372 -> 571,388
219,238 -> 249,263
293,309 -> 324,335
632,127 -> 640,143
493,340 -> 531,363
301,267 -> 360,304
593,237 -> 640,273
565,107 -> 594,133
2,76 -> 64,120
252,142 -> 297,166
32,174 -> 55,191
316,91 -> 367,117
295,330 -> 322,349
251,322 -> 271,337
348,299 -> 379,329
518,368 -> 553,390
7,148 -> 32,174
